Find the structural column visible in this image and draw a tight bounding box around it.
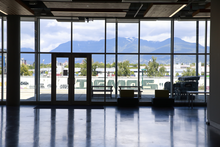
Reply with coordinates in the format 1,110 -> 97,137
7,16 -> 20,106
209,0 -> 220,129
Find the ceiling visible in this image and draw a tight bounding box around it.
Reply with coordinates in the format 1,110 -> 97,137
0,0 -> 211,20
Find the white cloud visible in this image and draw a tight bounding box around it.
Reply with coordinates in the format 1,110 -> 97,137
20,19 -> 210,52
174,21 -> 197,43
118,23 -> 138,38
140,21 -> 171,41
47,21 -> 71,29
21,22 -> 35,49
143,33 -> 170,42
73,20 -> 105,41
182,36 -> 196,43
21,34 -> 34,49
40,19 -> 71,52
40,31 -> 70,52
40,42 -> 60,52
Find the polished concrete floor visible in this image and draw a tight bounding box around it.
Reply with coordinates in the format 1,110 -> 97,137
0,106 -> 220,147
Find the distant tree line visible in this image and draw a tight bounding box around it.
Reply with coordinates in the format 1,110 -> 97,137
20,56 -> 176,77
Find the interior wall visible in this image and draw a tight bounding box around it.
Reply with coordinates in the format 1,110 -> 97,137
210,0 -> 220,128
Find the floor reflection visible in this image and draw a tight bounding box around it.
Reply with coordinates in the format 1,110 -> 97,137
6,106 -> 20,147
0,106 -> 220,147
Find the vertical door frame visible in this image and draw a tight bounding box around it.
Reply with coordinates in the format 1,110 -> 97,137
52,53 -> 91,105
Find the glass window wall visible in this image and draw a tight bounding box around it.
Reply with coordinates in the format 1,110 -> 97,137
106,22 -> 116,53
106,55 -> 116,101
2,53 -> 6,101
21,21 -> 34,52
20,21 -> 35,101
174,21 -> 196,53
13,18 -> 211,105
207,21 -> 210,53
199,21 -> 206,53
140,55 -> 170,102
20,53 -> 35,101
118,23 -> 138,53
117,55 -> 138,98
0,18 -> 7,101
173,55 -> 197,102
91,54 -> 105,102
73,20 -> 105,53
3,19 -> 6,52
140,21 -> 171,53
40,19 -> 71,52
40,54 -> 51,101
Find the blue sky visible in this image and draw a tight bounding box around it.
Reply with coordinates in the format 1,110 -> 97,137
19,19 -> 210,52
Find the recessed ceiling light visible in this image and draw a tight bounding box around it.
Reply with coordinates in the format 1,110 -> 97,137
169,4 -> 187,17
0,9 -> 8,15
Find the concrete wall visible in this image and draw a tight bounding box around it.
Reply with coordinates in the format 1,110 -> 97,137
209,0 -> 220,129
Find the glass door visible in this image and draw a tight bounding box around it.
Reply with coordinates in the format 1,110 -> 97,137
73,56 -> 88,102
52,53 -> 91,105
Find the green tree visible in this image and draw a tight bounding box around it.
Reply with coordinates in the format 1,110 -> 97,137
92,61 -> 98,76
118,60 -> 130,76
97,62 -> 104,68
80,59 -> 87,76
20,64 -> 31,76
112,62 -> 116,67
27,62 -> 35,69
182,67 -> 196,76
145,56 -> 165,77
140,63 -> 147,66
176,72 -> 179,77
39,63 -> 51,69
158,65 -> 166,76
106,63 -> 111,68
130,63 -> 138,69
190,63 -> 195,66
75,63 -> 81,68
80,59 -> 97,76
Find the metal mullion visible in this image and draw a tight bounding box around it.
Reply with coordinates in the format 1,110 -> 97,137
115,21 -> 118,98
196,21 -> 199,77
173,53 -> 201,55
204,20 -> 208,103
69,55 -> 73,104
116,53 -> 172,55
1,17 -> 4,101
71,21 -> 73,53
196,21 -> 201,106
35,17 -> 40,102
71,21 -> 73,104
104,18 -> 106,103
138,19 -> 140,100
171,19 -> 174,97
71,21 -> 74,104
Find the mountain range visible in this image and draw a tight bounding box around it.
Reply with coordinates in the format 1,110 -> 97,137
21,37 -> 209,65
